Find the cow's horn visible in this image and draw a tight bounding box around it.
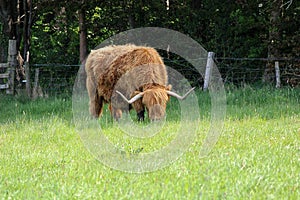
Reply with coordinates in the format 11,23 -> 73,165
167,87 -> 195,100
116,90 -> 143,104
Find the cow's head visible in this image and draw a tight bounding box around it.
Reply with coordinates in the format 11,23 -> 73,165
116,85 -> 195,121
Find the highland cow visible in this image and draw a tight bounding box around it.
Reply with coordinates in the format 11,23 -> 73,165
85,44 -> 194,121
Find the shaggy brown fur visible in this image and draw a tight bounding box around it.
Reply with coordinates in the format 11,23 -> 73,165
85,44 -> 170,120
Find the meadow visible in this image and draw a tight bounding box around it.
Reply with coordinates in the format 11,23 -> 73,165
0,85 -> 299,199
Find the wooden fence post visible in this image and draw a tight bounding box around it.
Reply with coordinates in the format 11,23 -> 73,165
7,40 -> 17,95
24,51 -> 31,97
0,63 -> 9,89
275,61 -> 281,88
203,52 -> 215,91
24,62 -> 31,97
32,68 -> 43,99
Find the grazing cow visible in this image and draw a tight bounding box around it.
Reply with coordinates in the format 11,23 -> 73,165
85,44 -> 194,121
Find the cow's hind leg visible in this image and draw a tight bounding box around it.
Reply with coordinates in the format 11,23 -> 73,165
87,74 -> 101,118
95,94 -> 104,117
87,87 -> 104,118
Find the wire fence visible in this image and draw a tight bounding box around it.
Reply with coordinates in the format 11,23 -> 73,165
165,56 -> 300,87
24,57 -> 299,97
28,64 -> 80,96
216,57 -> 300,87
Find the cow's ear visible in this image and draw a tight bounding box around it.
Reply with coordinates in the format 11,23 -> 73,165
166,84 -> 172,91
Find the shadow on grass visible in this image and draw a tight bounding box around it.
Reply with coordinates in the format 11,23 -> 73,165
1,85 -> 299,124
0,94 -> 73,124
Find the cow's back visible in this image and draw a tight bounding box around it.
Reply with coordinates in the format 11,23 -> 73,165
85,45 -> 167,101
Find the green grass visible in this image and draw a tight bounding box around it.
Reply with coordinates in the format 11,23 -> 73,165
0,86 -> 299,199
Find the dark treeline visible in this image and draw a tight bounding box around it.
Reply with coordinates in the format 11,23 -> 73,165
0,0 -> 299,84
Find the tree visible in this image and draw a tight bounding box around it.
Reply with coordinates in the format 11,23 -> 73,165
22,0 -> 33,63
263,0 -> 282,82
0,0 -> 33,87
1,0 -> 299,87
78,1 -> 88,64
0,0 -> 18,63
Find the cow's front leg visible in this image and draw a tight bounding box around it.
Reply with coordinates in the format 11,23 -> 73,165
109,104 -> 122,121
131,95 -> 145,121
137,109 -> 145,121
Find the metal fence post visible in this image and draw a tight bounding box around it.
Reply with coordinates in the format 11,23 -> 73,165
203,52 -> 215,91
275,61 -> 281,88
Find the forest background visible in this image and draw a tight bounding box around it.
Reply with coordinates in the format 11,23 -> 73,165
0,0 -> 299,87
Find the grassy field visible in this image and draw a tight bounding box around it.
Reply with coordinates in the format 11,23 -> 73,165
0,85 -> 299,199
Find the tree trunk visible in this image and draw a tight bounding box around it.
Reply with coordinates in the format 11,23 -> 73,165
263,0 -> 282,83
0,0 -> 16,39
128,13 -> 135,29
0,0 -> 7,61
124,0 -> 135,29
0,0 -> 33,91
23,0 -> 32,62
79,7 -> 88,64
78,4 -> 88,85
191,0 -> 202,9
